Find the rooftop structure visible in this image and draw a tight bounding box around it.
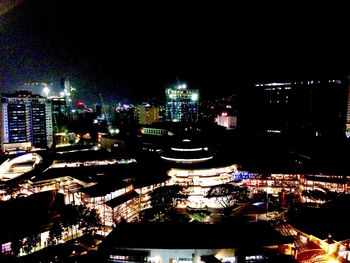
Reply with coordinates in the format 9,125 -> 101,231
160,139 -> 213,164
0,153 -> 42,182
101,221 -> 293,263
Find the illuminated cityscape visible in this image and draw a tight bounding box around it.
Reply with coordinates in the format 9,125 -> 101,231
1,2 -> 350,263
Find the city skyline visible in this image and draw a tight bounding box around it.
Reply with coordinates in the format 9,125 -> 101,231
3,2 -> 350,263
2,1 -> 350,104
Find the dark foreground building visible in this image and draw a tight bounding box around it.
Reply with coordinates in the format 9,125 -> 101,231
99,221 -> 294,263
239,79 -> 347,138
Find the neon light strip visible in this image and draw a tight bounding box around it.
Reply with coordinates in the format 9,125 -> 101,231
171,147 -> 203,152
255,82 -> 292,87
160,156 -> 213,163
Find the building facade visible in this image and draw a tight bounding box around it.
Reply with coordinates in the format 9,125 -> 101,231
346,76 -> 350,137
215,112 -> 237,129
0,92 -> 53,152
240,80 -> 347,137
160,139 -> 237,208
165,84 -> 199,123
135,105 -> 159,125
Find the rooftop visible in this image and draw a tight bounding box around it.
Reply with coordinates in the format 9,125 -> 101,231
102,221 -> 293,250
81,180 -> 128,197
105,190 -> 139,208
289,194 -> 350,241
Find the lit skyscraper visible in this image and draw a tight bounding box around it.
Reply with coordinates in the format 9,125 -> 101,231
165,84 -> 199,123
0,92 -> 53,153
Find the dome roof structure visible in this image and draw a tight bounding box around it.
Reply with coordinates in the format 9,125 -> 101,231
160,139 -> 214,164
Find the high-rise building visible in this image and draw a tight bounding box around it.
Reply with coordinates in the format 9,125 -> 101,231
51,97 -> 68,116
346,76 -> 350,138
135,105 -> 159,125
0,92 -> 53,152
50,96 -> 68,133
165,84 -> 199,123
240,79 -> 347,137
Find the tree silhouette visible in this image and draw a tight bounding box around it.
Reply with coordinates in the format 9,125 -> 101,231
207,184 -> 248,214
61,204 -> 85,238
48,220 -> 64,245
149,185 -> 183,221
80,208 -> 102,235
22,233 -> 40,254
61,204 -> 102,237
11,239 -> 22,256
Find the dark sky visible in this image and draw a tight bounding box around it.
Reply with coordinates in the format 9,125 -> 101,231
1,0 -> 350,104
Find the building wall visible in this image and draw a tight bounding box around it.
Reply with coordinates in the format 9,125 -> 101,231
0,95 -> 53,152
241,80 -> 347,137
100,137 -> 126,150
108,247 -> 287,263
141,127 -> 170,136
215,115 -> 237,129
147,107 -> 159,124
167,165 -> 237,208
346,76 -> 350,137
165,87 -> 199,123
135,105 -> 159,125
45,101 -> 53,147
109,248 -> 235,263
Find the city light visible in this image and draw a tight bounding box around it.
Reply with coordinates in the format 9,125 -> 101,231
160,156 -> 213,163
255,82 -> 292,87
171,147 -> 203,152
43,86 -> 50,96
191,93 -> 198,101
109,128 -> 120,135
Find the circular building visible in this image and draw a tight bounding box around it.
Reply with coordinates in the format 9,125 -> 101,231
160,139 -> 237,208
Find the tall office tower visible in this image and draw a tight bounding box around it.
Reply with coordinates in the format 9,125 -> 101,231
51,97 -> 68,116
165,83 -> 199,123
50,96 -> 68,133
0,92 -> 53,153
240,79 -> 347,137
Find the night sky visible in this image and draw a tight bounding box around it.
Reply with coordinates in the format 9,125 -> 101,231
1,0 -> 350,104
